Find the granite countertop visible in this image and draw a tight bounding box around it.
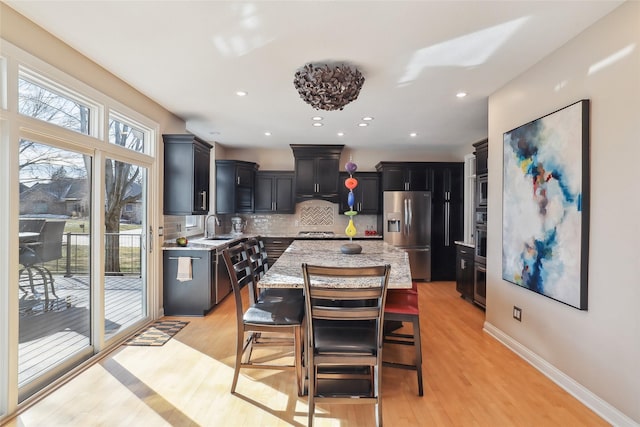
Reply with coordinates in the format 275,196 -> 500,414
259,240 -> 413,289
162,233 -> 382,250
162,234 -> 254,251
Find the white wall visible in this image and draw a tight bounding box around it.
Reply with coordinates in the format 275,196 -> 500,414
216,145 -> 466,171
486,2 -> 640,424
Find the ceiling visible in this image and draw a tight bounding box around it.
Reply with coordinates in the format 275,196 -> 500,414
6,1 -> 623,151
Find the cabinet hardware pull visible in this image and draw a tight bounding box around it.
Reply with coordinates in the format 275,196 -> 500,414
168,256 -> 201,260
201,191 -> 207,210
237,176 -> 240,185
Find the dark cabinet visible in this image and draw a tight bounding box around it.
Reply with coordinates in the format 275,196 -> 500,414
291,144 -> 343,202
473,139 -> 488,308
215,160 -> 258,214
163,250 -> 214,316
255,171 -> 295,213
431,163 -> 464,281
338,172 -> 380,214
473,139 -> 488,175
456,244 -> 475,301
376,162 -> 431,191
163,134 -> 212,215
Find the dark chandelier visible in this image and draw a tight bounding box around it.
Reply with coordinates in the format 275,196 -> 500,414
293,62 -> 365,111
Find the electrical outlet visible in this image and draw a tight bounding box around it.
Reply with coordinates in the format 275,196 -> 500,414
513,306 -> 522,322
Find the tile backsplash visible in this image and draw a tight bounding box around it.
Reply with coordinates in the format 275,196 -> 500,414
219,199 -> 379,236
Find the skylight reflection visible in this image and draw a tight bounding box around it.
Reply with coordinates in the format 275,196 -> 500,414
588,44 -> 636,75
398,16 -> 530,85
212,3 -> 274,57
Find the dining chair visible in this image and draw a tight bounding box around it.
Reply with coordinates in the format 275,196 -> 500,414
18,220 -> 66,306
301,263 -> 391,427
383,282 -> 423,396
244,237 -> 303,305
221,242 -> 305,395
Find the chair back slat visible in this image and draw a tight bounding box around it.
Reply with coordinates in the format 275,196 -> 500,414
302,263 -> 391,350
222,243 -> 255,322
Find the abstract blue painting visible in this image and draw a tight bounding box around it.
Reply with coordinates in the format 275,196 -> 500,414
502,100 -> 590,310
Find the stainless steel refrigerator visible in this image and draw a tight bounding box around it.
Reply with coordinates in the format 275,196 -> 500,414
383,191 -> 432,281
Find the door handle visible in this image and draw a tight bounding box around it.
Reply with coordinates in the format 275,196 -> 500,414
148,225 -> 153,253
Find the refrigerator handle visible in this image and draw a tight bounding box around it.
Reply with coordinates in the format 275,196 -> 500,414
403,198 -> 408,235
407,198 -> 413,235
444,201 -> 450,246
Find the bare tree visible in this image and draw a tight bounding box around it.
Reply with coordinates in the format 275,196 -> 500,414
19,78 -> 144,274
104,120 -> 144,273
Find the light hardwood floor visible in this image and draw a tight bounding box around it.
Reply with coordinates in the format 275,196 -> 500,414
7,281 -> 608,426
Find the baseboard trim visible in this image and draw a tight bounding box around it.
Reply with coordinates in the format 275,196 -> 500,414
483,321 -> 639,427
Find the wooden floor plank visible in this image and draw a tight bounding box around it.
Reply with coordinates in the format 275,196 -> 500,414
8,281 -> 609,426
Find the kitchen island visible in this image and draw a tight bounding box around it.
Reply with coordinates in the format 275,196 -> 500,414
259,239 -> 413,289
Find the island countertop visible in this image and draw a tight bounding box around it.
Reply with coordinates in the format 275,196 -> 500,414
259,240 -> 413,289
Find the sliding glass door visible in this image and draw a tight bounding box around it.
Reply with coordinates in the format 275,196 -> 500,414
18,140 -> 93,400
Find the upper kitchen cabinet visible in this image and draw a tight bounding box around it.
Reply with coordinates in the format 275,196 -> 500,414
216,160 -> 258,214
163,134 -> 212,215
291,144 -> 343,203
254,171 -> 295,213
338,171 -> 380,214
375,162 -> 432,191
473,139 -> 488,175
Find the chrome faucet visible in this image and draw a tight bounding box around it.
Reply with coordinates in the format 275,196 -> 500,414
205,214 -> 220,238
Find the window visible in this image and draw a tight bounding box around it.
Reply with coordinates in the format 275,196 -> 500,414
18,76 -> 91,135
185,215 -> 198,229
109,114 -> 147,154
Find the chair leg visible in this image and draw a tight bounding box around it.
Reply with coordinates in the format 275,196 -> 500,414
375,364 -> 383,427
412,315 -> 424,397
308,365 -> 315,427
43,266 -> 59,299
294,325 -> 304,396
231,329 -> 244,393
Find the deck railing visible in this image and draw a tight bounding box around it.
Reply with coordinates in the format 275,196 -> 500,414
45,232 -> 143,277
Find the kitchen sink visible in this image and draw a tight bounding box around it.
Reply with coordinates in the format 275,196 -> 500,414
204,234 -> 237,240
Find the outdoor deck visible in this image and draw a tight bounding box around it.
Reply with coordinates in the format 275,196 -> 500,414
18,274 -> 143,387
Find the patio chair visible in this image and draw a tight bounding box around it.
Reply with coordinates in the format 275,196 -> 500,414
19,220 -> 66,306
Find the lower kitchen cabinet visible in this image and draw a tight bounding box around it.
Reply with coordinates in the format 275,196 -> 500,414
261,237 -> 294,267
455,243 -> 474,301
163,249 -> 232,316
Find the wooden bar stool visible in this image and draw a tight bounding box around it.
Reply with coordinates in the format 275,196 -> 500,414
383,284 -> 423,396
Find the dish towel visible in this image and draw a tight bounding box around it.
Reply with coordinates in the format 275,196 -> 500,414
176,257 -> 192,282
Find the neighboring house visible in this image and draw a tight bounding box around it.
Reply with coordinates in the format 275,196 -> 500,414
19,178 -> 142,223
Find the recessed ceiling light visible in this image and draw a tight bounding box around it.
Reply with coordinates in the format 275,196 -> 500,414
264,132 -> 271,136
358,123 -> 368,127
410,132 -> 417,137
236,91 -> 248,96
312,116 -> 323,121
313,122 -> 323,127
362,116 -> 374,121
456,92 -> 467,98
337,132 -> 344,136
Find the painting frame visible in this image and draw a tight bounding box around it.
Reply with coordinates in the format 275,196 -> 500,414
502,100 -> 590,310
